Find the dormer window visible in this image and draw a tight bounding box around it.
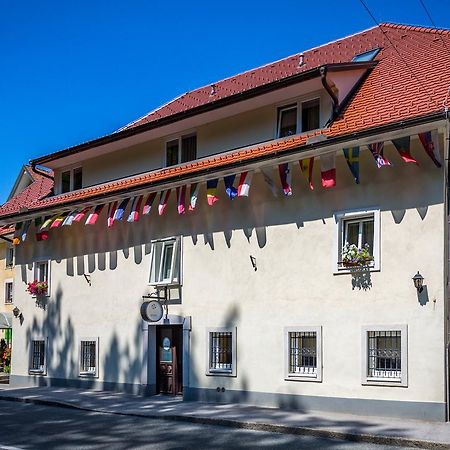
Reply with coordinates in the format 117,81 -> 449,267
277,98 -> 321,138
166,134 -> 197,167
352,48 -> 380,62
61,167 -> 82,193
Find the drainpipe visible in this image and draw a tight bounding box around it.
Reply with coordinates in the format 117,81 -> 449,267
320,66 -> 339,121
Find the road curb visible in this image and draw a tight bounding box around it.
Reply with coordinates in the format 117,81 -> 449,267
0,394 -> 446,449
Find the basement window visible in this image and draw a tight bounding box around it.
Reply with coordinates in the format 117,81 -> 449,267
352,48 -> 380,62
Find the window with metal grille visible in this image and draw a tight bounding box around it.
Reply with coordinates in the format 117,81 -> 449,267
367,331 -> 401,379
288,331 -> 317,376
285,326 -> 322,381
4,281 -> 13,304
30,340 -> 46,373
80,340 -> 97,376
206,328 -> 236,376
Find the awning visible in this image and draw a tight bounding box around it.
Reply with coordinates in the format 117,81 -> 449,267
0,312 -> 12,329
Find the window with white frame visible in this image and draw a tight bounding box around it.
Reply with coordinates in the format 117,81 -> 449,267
4,280 -> 13,304
334,209 -> 380,272
29,339 -> 46,374
5,246 -> 14,268
285,327 -> 322,381
79,338 -> 99,377
61,166 -> 82,193
34,260 -> 50,295
206,327 -> 236,376
149,237 -> 181,286
362,326 -> 407,386
277,98 -> 321,138
166,134 -> 197,167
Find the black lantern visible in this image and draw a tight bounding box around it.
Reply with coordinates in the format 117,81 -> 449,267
412,272 -> 424,293
12,306 -> 20,318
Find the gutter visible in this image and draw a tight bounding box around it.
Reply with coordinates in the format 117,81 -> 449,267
2,110 -> 444,224
30,61 -> 377,167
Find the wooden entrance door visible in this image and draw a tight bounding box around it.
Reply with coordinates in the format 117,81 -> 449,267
156,326 -> 183,395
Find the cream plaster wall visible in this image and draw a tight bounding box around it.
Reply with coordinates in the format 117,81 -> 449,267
0,241 -> 14,314
11,136 -> 446,407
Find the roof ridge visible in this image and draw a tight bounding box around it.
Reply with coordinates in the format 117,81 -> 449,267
380,22 -> 450,35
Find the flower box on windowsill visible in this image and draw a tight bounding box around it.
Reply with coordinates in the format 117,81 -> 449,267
341,257 -> 374,268
26,280 -> 48,298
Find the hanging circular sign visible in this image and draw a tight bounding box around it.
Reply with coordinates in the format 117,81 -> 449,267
140,300 -> 163,322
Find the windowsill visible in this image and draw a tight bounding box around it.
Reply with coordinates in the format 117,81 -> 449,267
79,371 -> 97,378
334,265 -> 380,275
285,374 -> 321,382
148,282 -> 181,288
206,369 -> 235,377
363,377 -> 406,387
4,302 -> 13,305
29,369 -> 46,376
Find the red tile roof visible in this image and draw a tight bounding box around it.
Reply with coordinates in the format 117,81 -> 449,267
0,167 -> 54,217
2,23 -> 450,220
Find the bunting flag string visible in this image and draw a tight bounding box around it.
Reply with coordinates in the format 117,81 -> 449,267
368,142 -> 391,168
143,192 -> 157,215
299,158 -> 314,190
158,190 -> 171,216
391,137 -> 417,164
127,196 -> 143,222
189,183 -> 200,211
206,179 -> 219,205
237,171 -> 253,197
107,201 -> 118,228
261,167 -> 278,197
224,175 -> 237,200
278,163 -> 292,196
85,204 -> 104,225
320,153 -> 336,188
418,130 -> 441,168
343,147 -> 360,184
176,186 -> 186,215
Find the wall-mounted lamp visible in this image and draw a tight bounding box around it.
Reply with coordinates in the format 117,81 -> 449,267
412,271 -> 424,293
12,306 -> 20,318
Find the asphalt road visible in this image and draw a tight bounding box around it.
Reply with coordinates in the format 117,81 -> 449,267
0,400 -> 418,450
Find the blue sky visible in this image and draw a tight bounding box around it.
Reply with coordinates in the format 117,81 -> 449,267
0,0 -> 449,202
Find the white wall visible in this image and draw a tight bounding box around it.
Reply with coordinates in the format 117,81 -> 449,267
11,135 -> 446,408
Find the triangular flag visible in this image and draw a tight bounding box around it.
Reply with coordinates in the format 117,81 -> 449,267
206,179 -> 219,205
13,222 -> 22,245
343,147 -> 360,184
418,130 -> 441,168
40,216 -> 55,231
299,158 -> 314,190
189,183 -> 200,211
261,168 -> 278,197
158,190 -> 171,216
392,137 -> 417,164
368,142 -> 391,168
127,196 -> 143,222
237,171 -> 253,197
85,204 -> 104,225
320,153 -> 336,188
21,220 -> 31,243
62,210 -> 77,226
50,213 -> 68,229
113,198 -> 130,221
224,175 -> 238,200
142,193 -> 157,215
176,186 -> 186,215
278,163 -> 292,196
107,201 -> 118,228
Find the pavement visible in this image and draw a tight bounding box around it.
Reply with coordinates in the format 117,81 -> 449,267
0,385 -> 449,449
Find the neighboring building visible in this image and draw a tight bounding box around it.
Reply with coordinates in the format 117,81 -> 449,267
0,167 -> 53,377
1,23 -> 450,421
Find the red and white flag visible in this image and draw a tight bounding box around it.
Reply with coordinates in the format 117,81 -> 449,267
418,130 -> 441,168
85,204 -> 104,225
320,153 -> 336,188
107,201 -> 118,228
237,171 -> 253,197
158,190 -> 171,216
176,186 -> 186,215
127,196 -> 143,222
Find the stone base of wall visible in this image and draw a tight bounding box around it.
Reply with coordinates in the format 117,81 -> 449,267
9,374 -> 156,397
184,387 -> 447,422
